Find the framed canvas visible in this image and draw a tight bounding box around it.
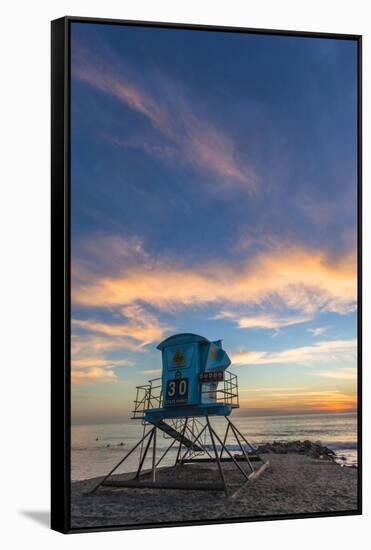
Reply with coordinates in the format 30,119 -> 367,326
51,16 -> 362,533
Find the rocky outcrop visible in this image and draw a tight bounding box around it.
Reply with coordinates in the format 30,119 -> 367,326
251,440 -> 336,461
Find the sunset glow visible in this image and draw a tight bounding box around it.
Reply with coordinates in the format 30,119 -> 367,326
70,24 -> 357,423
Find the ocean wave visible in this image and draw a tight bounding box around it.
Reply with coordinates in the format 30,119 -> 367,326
325,442 -> 358,450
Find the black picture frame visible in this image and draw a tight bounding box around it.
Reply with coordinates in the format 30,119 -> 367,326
51,15 -> 362,534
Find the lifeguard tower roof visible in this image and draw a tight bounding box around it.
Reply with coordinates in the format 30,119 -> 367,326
157,333 -> 210,350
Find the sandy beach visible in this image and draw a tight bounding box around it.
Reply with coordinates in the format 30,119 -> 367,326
71,451 -> 358,529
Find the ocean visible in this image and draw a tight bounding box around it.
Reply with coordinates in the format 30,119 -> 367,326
71,412 -> 357,481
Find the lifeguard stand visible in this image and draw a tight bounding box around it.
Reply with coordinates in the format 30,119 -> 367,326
91,334 -> 268,496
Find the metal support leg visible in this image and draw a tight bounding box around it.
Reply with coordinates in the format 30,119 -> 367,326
89,427 -> 154,493
185,420 -> 213,458
209,425 -> 250,481
151,427 -> 157,482
206,416 -> 228,497
225,419 -> 254,473
134,427 -> 155,479
225,417 -> 268,480
175,418 -> 188,466
155,437 -> 178,468
139,422 -> 148,463
187,421 -> 213,459
226,417 -> 258,454
179,423 -> 209,464
219,422 -> 230,460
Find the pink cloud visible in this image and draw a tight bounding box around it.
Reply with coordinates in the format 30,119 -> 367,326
72,46 -> 255,192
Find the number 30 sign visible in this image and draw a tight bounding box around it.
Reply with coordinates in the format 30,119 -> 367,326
165,378 -> 189,406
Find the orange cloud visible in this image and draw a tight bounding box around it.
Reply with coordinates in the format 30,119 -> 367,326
70,334 -> 134,385
70,301 -> 171,385
72,317 -> 166,348
70,236 -> 356,387
71,367 -> 118,385
71,333 -> 141,355
71,357 -> 132,370
70,338 -> 134,385
72,243 -> 356,318
72,302 -> 170,351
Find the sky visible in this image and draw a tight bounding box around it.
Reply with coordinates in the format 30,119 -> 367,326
70,22 -> 358,424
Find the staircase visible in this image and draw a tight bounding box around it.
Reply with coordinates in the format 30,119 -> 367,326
152,420 -> 203,451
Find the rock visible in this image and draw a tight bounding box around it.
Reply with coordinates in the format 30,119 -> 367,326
248,440 -> 336,462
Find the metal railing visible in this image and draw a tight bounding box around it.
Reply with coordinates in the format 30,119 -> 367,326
131,378 -> 162,420
131,370 -> 239,420
200,371 -> 239,408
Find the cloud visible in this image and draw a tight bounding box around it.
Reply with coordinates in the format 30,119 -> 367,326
72,357 -> 132,370
72,49 -> 171,134
215,311 -> 311,330
72,301 -> 170,350
70,235 -> 356,385
72,46 -> 255,191
178,106 -> 254,187
109,136 -> 178,163
231,338 -> 356,367
308,326 -> 328,337
70,334 -> 134,385
70,336 -> 134,385
312,367 -> 356,380
71,332 -> 142,355
72,241 -> 356,319
71,367 -> 118,385
73,234 -> 150,277
72,315 -> 167,348
71,300 -> 171,385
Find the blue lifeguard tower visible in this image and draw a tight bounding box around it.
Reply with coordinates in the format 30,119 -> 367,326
92,334 -> 268,496
145,333 -> 235,421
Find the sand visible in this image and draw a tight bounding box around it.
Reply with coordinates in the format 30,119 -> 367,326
70,453 -> 358,529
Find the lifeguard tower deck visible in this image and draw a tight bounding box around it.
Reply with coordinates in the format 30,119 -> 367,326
91,333 -> 268,497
